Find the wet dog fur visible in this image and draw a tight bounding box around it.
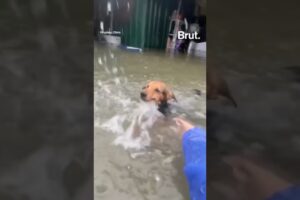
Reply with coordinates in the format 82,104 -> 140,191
140,81 -> 177,115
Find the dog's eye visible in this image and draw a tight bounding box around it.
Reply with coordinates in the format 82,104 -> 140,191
155,88 -> 160,93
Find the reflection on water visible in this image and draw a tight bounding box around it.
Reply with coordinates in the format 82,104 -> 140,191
94,43 -> 206,200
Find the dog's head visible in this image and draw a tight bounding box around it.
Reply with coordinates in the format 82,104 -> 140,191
140,81 -> 176,105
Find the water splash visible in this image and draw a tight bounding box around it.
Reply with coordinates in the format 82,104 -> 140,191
101,102 -> 163,149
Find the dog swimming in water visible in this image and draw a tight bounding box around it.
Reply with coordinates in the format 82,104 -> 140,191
140,81 -> 177,115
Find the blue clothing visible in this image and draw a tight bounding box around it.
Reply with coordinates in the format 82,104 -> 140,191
182,127 -> 300,200
182,127 -> 206,200
267,185 -> 300,200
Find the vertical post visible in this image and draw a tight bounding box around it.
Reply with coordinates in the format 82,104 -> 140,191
171,0 -> 182,49
107,1 -> 113,32
141,0 -> 148,49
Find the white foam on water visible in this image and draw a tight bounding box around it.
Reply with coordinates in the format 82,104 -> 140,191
101,101 -> 163,150
98,57 -> 103,65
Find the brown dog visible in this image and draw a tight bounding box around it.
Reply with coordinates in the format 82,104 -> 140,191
207,66 -> 237,107
140,81 -> 177,115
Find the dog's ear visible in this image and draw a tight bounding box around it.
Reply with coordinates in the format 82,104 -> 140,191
163,89 -> 177,102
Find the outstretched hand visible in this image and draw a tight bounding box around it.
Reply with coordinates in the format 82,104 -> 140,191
174,117 -> 195,139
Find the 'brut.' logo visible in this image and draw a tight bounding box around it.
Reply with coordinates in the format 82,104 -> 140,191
177,31 -> 201,40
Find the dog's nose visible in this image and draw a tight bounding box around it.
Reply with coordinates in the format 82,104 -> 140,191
140,92 -> 146,99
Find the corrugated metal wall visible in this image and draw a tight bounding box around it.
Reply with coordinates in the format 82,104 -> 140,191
121,0 -> 177,49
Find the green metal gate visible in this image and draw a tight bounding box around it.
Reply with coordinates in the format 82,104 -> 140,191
121,0 -> 177,49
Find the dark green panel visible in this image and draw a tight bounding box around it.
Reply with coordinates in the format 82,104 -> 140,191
121,0 -> 177,49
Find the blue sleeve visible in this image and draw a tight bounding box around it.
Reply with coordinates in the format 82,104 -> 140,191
182,127 -> 206,200
267,185 -> 300,200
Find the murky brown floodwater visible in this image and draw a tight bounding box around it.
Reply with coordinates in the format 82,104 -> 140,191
94,43 -> 206,200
